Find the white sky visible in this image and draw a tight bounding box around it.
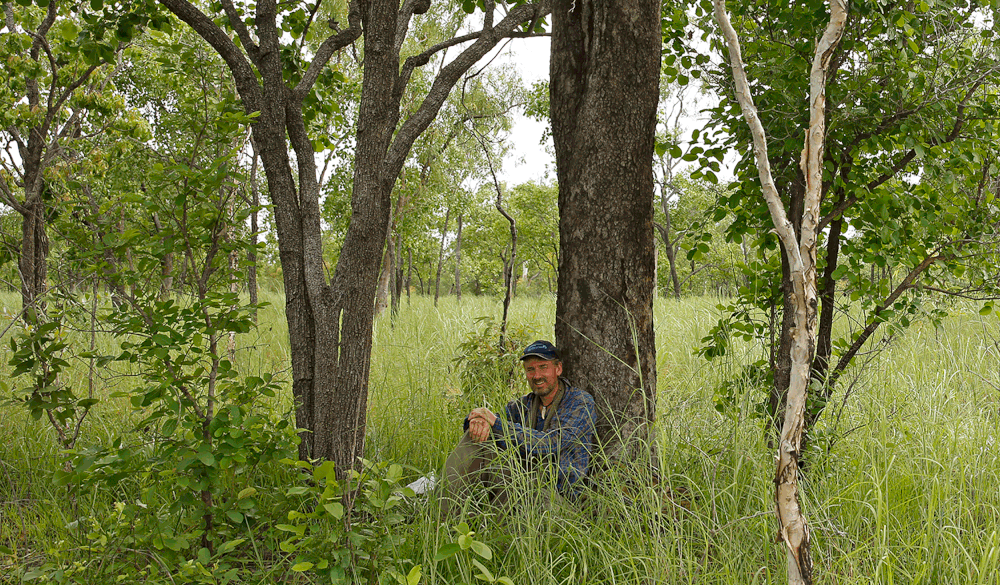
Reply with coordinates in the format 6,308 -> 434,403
490,36 -> 555,186
484,34 -> 733,188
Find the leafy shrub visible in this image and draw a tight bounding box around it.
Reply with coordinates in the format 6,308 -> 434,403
452,316 -> 536,410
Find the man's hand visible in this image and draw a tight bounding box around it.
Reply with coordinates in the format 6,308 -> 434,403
466,407 -> 497,442
469,407 -> 497,426
468,417 -> 491,442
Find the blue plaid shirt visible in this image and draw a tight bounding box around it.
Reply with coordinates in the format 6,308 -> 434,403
488,380 -> 596,496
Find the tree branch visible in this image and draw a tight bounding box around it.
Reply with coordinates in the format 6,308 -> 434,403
828,251 -> 943,388
385,0 -> 551,179
292,0 -> 363,100
818,77 -> 981,231
219,0 -> 259,59
156,0 -> 262,112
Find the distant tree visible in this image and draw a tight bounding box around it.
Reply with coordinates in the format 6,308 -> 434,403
550,0 -> 660,456
0,1 -> 155,313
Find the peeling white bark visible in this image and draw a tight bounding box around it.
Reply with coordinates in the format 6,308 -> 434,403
711,0 -> 847,583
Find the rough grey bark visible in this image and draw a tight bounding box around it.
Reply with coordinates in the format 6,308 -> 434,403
159,0 -> 550,474
550,0 -> 660,456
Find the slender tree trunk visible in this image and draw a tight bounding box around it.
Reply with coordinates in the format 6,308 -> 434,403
454,213 -> 463,302
656,181 -> 683,300
247,140 -> 260,318
406,246 -> 413,304
391,235 -> 403,316
19,195 -> 48,315
374,233 -> 394,317
771,176 -> 805,435
811,214 -> 843,385
713,1 -> 846,583
150,213 -> 175,299
496,196 -> 516,346
550,0 -> 660,457
434,206 -> 451,306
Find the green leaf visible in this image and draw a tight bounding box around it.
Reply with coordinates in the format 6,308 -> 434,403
470,539 -> 492,560
238,487 -> 257,500
197,451 -> 216,466
314,460 -> 336,482
291,561 -> 314,572
218,538 -> 245,554
323,502 -> 344,519
472,558 -> 494,582
433,543 -> 461,561
405,565 -> 422,585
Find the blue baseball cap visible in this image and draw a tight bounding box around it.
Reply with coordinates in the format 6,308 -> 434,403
520,340 -> 559,361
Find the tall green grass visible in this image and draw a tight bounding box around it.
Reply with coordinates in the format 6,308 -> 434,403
2,291 -> 1000,583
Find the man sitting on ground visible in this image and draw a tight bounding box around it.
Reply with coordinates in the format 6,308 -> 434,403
441,340 -> 597,512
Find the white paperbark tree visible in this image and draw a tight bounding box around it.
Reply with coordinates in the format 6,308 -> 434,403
711,0 -> 847,583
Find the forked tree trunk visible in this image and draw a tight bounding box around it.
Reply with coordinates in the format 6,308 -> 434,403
712,1 -> 847,583
550,0 -> 660,458
160,0 -> 551,476
7,0 -> 105,316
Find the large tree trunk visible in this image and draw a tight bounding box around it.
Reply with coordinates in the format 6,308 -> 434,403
550,0 -> 660,458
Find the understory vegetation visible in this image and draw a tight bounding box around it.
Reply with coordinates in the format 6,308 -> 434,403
2,292 -> 1000,584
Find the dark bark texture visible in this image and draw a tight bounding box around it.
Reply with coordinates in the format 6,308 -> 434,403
550,0 -> 660,455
